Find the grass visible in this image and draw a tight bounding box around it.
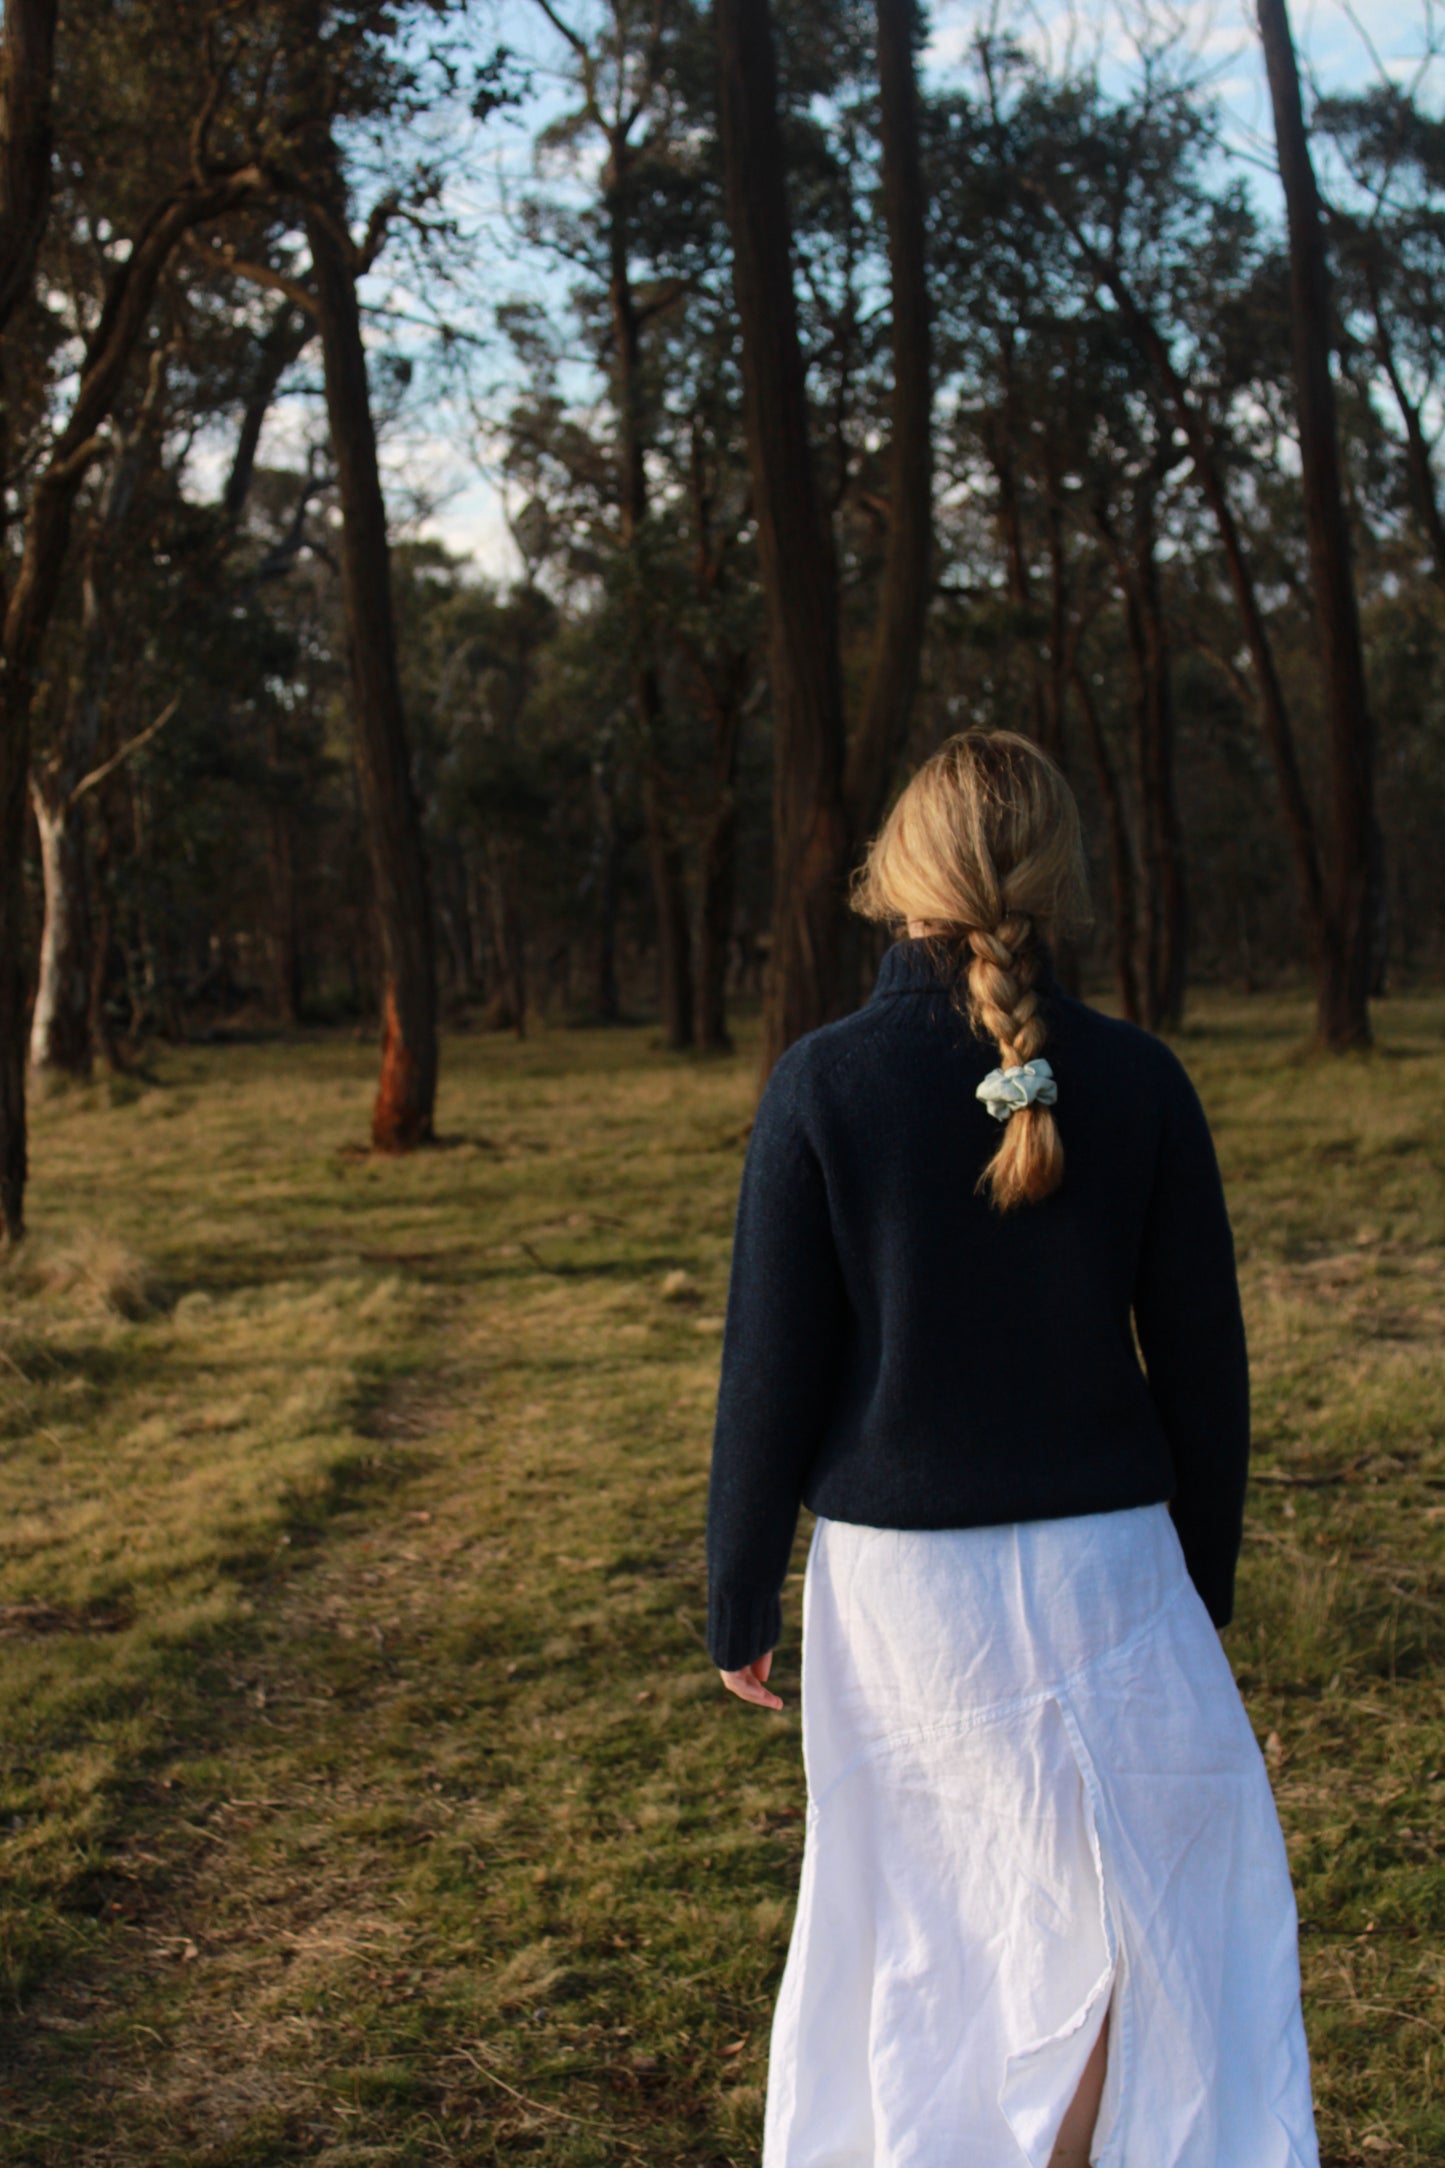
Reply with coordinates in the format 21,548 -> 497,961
0,991 -> 1441,2165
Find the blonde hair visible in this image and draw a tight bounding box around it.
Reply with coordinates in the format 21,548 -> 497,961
852,731 -> 1090,1212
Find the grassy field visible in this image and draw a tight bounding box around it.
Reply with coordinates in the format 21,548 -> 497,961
0,990 -> 1442,2166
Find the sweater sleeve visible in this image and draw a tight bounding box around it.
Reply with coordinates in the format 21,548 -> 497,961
1132,1057 -> 1250,1628
706,1061 -> 850,1671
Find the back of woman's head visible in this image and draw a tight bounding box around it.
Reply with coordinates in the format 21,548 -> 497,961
851,730 -> 1090,1212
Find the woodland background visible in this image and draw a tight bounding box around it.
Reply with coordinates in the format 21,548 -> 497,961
2,0 -> 1445,1220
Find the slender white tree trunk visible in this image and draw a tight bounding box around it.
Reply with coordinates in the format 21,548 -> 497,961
28,784 -> 93,1076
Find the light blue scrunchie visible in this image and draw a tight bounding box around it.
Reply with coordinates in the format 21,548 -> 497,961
976,1056 -> 1057,1123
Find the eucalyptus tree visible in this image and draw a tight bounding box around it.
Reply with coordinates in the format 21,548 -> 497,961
1257,0 -> 1378,1049
716,0 -> 931,1073
27,349 -> 172,1077
227,0 -> 517,1144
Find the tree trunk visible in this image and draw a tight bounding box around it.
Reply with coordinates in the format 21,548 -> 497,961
842,0 -> 933,844
1129,496 -> 1188,1031
87,790 -> 121,1069
694,789 -> 737,1055
29,384 -> 163,1076
268,814 -> 301,1024
719,0 -> 932,1076
304,185 -> 437,1149
1043,496 -> 1070,767
1366,261 -> 1445,592
693,670 -> 746,1055
682,422 -> 745,1054
0,0 -> 59,1235
717,0 -> 848,1073
589,735 -> 622,1022
28,786 -> 92,1075
262,710 -> 301,1023
0,0 -> 56,334
1071,662 -> 1143,1024
1041,493 -> 1084,997
483,836 -> 526,1036
224,305 -> 314,533
640,750 -> 692,1050
986,417 -> 1048,749
605,153 -> 693,1051
1258,0 -> 1378,1050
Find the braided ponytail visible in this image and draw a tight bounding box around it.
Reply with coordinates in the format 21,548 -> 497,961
963,914 -> 1062,1209
851,731 -> 1089,1212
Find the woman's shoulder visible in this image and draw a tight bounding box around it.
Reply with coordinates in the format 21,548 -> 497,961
750,997 -> 919,1151
1047,990 -> 1212,1120
756,1003 -> 885,1108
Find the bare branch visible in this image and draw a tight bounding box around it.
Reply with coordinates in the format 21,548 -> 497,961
635,274 -> 691,325
187,235 -> 319,316
67,697 -> 178,809
530,0 -> 600,119
189,9 -> 233,186
356,190 -> 403,274
1339,0 -> 1391,91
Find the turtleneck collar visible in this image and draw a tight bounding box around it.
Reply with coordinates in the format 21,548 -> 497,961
871,936 -> 1060,1002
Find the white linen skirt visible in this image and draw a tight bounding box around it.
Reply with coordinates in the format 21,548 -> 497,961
762,1504 -> 1319,2168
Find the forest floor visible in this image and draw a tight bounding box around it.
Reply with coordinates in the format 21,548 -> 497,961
0,992 -> 1442,2166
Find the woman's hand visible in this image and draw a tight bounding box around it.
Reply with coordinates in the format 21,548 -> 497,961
719,1649 -> 784,1711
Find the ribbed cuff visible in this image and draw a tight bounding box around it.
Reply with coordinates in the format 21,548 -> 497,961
707,1587 -> 783,1672
1183,1548 -> 1236,1628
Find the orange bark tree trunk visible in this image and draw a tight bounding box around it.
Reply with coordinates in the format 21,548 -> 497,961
304,181 -> 438,1148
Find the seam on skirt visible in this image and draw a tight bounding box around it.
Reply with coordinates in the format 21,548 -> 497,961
805,1570 -> 1192,1820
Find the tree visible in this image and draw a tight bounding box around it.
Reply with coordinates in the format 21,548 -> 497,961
28,353 -> 171,1075
716,0 -> 931,1076
0,0 -> 59,1236
302,147 -> 439,1147
715,0 -> 846,1068
1257,0 -> 1379,1049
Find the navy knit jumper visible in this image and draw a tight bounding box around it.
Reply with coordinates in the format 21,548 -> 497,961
705,937 -> 1250,1672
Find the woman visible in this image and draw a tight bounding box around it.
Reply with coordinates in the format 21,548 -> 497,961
706,732 -> 1318,2168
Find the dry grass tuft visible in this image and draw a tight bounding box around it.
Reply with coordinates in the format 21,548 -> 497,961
5,1230 -> 159,1319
